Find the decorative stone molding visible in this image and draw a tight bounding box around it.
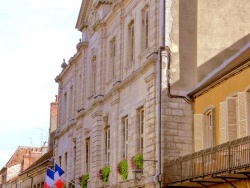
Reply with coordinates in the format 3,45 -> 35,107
92,111 -> 102,118
67,132 -> 73,138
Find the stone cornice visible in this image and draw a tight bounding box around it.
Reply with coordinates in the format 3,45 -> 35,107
75,52 -> 157,120
93,0 -> 113,9
76,41 -> 89,51
55,51 -> 81,83
76,0 -> 92,31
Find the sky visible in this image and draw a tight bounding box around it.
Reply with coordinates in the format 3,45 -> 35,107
0,0 -> 82,167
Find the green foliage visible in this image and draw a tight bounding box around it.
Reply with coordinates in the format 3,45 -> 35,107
98,165 -> 111,182
68,180 -> 75,188
117,159 -> 128,180
79,173 -> 89,188
131,153 -> 143,169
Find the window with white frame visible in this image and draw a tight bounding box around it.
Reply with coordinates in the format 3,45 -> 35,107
204,109 -> 214,149
105,126 -> 111,165
194,107 -> 214,151
128,21 -> 135,63
122,116 -> 129,159
141,6 -> 149,52
219,92 -> 250,144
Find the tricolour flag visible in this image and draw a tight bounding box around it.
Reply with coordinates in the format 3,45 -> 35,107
54,164 -> 65,188
44,168 -> 55,188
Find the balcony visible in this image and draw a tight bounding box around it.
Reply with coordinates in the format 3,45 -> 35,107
165,136 -> 250,187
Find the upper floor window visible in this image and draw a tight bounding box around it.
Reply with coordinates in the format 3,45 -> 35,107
194,107 -> 214,151
141,6 -> 149,52
86,137 -> 90,172
59,156 -> 62,166
91,57 -> 96,96
219,92 -> 250,144
105,126 -> 111,165
65,152 -> 68,172
122,116 -> 129,159
204,109 -> 214,148
69,86 -> 73,118
137,107 -> 144,153
128,21 -> 135,63
73,140 -> 76,169
63,92 -> 67,123
110,38 -> 116,79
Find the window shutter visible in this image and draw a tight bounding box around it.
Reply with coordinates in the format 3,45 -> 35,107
219,102 -> 227,144
210,108 -> 215,146
194,114 -> 203,151
238,92 -> 249,138
227,97 -> 237,141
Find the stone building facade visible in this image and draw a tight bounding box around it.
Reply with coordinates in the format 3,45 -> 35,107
54,0 -> 192,187
54,0 -> 250,188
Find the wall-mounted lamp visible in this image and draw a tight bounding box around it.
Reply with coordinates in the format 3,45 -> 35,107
132,160 -> 158,181
132,168 -> 143,181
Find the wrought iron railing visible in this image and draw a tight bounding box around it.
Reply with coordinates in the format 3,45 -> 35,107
165,136 -> 250,184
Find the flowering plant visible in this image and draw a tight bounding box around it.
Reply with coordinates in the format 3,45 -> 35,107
78,173 -> 89,188
116,159 -> 128,180
68,180 -> 75,188
97,165 -> 110,182
130,153 -> 143,169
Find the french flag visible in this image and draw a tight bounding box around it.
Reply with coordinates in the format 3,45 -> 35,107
54,164 -> 65,188
44,168 -> 55,188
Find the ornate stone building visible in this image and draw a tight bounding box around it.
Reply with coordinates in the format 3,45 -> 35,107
54,0 -> 250,188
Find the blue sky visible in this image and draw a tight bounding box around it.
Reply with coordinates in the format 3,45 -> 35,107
0,0 -> 82,167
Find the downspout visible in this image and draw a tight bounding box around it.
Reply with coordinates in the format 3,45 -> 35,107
27,173 -> 33,188
155,0 -> 165,187
166,48 -> 193,104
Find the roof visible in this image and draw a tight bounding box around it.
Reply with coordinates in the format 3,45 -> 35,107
20,149 -> 53,175
3,146 -> 42,168
187,42 -> 250,98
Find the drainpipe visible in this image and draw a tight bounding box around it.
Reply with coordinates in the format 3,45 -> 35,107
155,0 -> 165,187
27,173 -> 33,188
166,48 -> 193,104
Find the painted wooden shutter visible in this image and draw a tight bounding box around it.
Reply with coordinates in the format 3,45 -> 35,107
194,114 -> 203,151
238,92 -> 249,138
227,97 -> 237,141
219,102 -> 227,144
210,108 -> 215,146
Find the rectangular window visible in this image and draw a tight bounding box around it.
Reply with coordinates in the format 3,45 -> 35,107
128,21 -> 135,62
110,39 -> 116,79
63,92 -> 67,122
92,58 -> 96,96
73,140 -> 76,169
204,109 -> 214,149
69,86 -> 73,118
65,152 -> 68,172
137,107 -> 144,152
86,138 -> 90,172
59,156 -> 62,166
142,7 -> 149,51
122,116 -> 129,159
105,127 -> 111,165
194,108 -> 214,151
